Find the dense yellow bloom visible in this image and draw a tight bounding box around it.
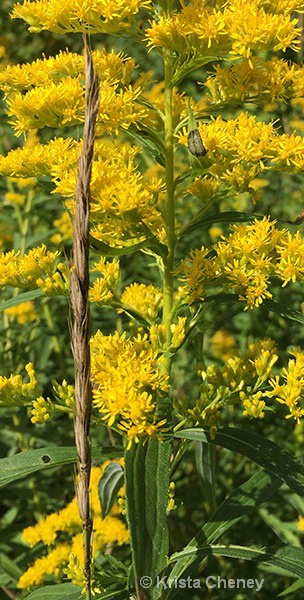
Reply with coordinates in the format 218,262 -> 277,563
188,338 -> 278,434
12,0 -> 151,34
3,191 -> 26,205
18,463 -> 129,589
210,328 -> 237,360
180,113 -> 304,198
0,49 -> 135,92
5,78 -> 147,136
204,57 -> 299,105
91,330 -> 169,445
266,348 -> 304,422
89,258 -> 120,305
0,138 -> 163,247
297,516 -> 304,532
146,0 -> 301,62
3,300 -> 37,324
52,379 -> 75,409
31,396 -> 54,423
0,363 -> 39,407
118,283 -> 163,322
178,219 -> 304,309
18,544 -> 71,589
0,246 -> 68,295
50,211 -> 73,245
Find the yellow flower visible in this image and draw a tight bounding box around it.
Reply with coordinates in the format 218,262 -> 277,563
118,282 -> 163,322
265,348 -> 304,423
12,0 -> 151,35
50,211 -> 73,245
31,397 -> 54,423
3,191 -> 25,206
0,49 -> 135,93
210,329 -> 237,360
0,246 -> 68,295
3,300 -> 37,324
18,462 -> 129,589
91,330 -> 169,442
145,0 -> 301,61
297,516 -> 304,532
0,363 -> 39,407
241,390 -> 266,419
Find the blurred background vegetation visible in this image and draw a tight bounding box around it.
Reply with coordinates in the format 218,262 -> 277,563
1,2 -> 304,598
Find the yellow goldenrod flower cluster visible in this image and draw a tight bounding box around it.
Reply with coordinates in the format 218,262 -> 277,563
3,300 -> 37,324
118,282 -> 163,322
3,191 -> 26,206
50,211 -> 73,246
0,49 -> 135,92
18,462 -> 129,589
204,57 -> 304,105
0,363 -> 39,407
210,328 -> 237,360
146,0 -> 302,65
91,330 -> 169,447
180,112 -> 304,197
89,257 -> 120,305
266,348 -> 304,423
52,379 -> 75,410
297,516 -> 304,532
31,396 -> 54,423
188,339 -> 278,437
149,317 -> 187,353
0,245 -> 69,296
178,218 -> 304,309
0,138 -> 163,247
0,44 -> 145,138
12,0 -> 151,35
5,79 -> 146,136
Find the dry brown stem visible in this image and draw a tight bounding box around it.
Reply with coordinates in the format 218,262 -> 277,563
70,34 -> 99,596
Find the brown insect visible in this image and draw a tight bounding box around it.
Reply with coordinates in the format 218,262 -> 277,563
187,129 -> 207,157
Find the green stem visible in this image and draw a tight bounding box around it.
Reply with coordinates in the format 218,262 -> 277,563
162,49 -> 175,374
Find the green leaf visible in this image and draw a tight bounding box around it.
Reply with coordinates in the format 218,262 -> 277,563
278,578 -> 304,597
93,591 -> 130,600
262,299 -> 304,325
258,507 -> 301,547
0,552 -> 23,580
24,583 -> 82,600
174,427 -> 304,497
125,437 -> 171,600
195,442 -> 216,515
169,543 -> 304,579
90,233 -> 167,260
89,235 -> 149,256
98,462 -> 124,518
0,289 -> 43,313
179,211 -> 261,238
172,55 -> 219,87
202,294 -> 304,326
0,446 -> 123,488
162,470 -> 281,598
125,129 -> 165,167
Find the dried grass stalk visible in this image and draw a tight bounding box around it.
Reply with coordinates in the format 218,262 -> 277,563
70,34 -> 99,596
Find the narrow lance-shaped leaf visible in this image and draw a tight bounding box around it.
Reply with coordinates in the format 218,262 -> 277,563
175,427 -> 304,496
98,462 -> 124,519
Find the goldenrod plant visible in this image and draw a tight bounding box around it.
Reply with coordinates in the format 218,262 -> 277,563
1,1 -> 304,599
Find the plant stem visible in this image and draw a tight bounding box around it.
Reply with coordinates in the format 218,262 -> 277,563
162,49 -> 175,373
70,35 -> 99,600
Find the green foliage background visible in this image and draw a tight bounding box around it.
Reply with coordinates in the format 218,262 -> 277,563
0,2 -> 304,599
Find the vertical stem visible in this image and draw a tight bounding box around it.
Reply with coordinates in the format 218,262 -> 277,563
162,49 -> 175,373
70,35 -> 99,600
